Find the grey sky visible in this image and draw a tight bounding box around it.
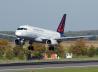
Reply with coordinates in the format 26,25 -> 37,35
0,0 -> 98,31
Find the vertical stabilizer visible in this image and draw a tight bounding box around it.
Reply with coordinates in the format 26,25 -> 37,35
57,14 -> 66,37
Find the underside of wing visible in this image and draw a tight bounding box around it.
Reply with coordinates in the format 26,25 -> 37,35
56,35 -> 96,41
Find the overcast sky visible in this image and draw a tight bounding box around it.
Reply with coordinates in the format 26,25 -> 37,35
0,0 -> 98,31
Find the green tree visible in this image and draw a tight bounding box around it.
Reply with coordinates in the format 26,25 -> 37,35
95,48 -> 98,55
87,45 -> 96,57
13,45 -> 25,60
57,43 -> 65,58
5,45 -> 13,60
0,39 -> 9,46
69,39 -> 87,56
33,43 -> 45,52
0,39 -> 9,58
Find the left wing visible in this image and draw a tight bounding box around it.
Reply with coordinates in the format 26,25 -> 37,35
0,33 -> 16,38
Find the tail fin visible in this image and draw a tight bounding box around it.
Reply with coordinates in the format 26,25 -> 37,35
57,14 -> 66,36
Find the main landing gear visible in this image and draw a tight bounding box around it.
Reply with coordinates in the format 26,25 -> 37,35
28,40 -> 34,51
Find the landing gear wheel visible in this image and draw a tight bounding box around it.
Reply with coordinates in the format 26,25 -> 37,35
28,45 -> 34,51
48,45 -> 55,51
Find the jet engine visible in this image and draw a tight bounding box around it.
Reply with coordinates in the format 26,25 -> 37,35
46,39 -> 58,45
15,38 -> 25,45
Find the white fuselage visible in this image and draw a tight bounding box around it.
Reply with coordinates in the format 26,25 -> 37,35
15,25 -> 61,41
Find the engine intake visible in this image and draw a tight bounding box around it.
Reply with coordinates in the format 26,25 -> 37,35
46,39 -> 58,45
15,38 -> 25,45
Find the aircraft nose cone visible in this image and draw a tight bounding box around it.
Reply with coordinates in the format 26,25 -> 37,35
15,31 -> 22,36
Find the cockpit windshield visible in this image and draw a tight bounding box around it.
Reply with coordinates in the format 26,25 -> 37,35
17,28 -> 27,30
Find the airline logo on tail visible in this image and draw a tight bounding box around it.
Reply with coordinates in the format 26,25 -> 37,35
57,14 -> 66,37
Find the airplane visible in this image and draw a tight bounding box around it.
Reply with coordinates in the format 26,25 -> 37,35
14,14 -> 94,46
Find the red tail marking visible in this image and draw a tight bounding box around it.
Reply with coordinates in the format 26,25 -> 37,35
57,14 -> 66,33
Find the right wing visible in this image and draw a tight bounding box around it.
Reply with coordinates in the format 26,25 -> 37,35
56,35 -> 96,41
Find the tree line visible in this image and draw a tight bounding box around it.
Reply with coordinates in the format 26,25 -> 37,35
0,39 -> 97,60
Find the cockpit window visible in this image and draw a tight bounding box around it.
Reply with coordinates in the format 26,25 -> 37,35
17,28 -> 27,30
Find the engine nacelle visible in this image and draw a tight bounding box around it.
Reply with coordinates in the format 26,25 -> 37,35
46,39 -> 58,45
15,38 -> 25,45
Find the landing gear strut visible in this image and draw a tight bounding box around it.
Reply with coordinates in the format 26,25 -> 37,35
28,40 -> 34,51
28,45 -> 34,51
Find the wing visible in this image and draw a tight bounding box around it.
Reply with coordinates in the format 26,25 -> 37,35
0,33 -> 16,38
56,35 -> 96,41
